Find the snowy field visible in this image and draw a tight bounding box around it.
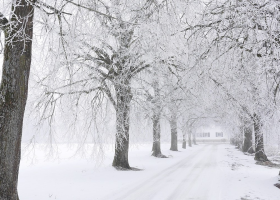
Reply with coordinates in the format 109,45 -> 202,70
18,143 -> 280,200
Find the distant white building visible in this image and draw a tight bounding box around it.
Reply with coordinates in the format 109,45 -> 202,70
195,125 -> 229,142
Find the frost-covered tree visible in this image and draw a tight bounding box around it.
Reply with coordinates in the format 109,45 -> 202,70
34,0 -> 174,170
138,67 -> 167,158
181,0 -> 280,162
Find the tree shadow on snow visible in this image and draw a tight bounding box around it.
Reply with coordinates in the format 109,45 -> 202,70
114,166 -> 143,171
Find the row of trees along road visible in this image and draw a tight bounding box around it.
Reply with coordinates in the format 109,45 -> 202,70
1,0 -> 280,199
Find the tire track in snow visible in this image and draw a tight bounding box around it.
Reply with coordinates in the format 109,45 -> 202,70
166,144 -> 218,200
105,144 -> 220,200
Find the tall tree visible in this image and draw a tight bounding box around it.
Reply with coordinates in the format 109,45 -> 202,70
0,1 -> 35,199
34,0 -> 167,170
181,0 -> 280,162
150,78 -> 166,158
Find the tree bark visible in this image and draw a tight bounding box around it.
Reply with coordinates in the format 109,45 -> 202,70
253,114 -> 268,162
112,82 -> 132,169
188,131 -> 192,147
152,115 -> 161,156
0,1 -> 34,199
151,80 -> 166,158
235,126 -> 243,150
152,113 -> 166,158
242,125 -> 255,154
182,134 -> 186,149
170,113 -> 178,151
192,133 -> 197,145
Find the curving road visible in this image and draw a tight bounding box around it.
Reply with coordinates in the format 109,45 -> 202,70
107,144 -> 223,200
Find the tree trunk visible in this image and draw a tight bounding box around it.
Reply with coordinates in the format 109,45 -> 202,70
192,133 -> 197,145
151,79 -> 166,158
235,126 -> 243,150
152,113 -> 160,154
182,134 -> 186,149
152,113 -> 166,158
253,114 -> 268,162
0,1 -> 34,200
242,125 -> 254,154
112,83 -> 132,169
188,132 -> 192,147
230,138 -> 235,145
170,114 -> 178,151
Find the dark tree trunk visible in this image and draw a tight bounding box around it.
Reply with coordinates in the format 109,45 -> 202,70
0,1 -> 34,200
253,114 -> 268,162
235,126 -> 243,150
242,125 -> 254,154
192,133 -> 197,145
152,114 -> 161,155
152,113 -> 166,158
182,134 -> 186,149
112,82 -> 132,169
232,131 -> 242,149
230,138 -> 235,145
188,132 -> 192,147
152,114 -> 161,154
151,80 -> 166,158
170,114 -> 178,151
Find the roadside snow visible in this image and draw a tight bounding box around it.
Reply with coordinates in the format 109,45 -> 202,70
18,143 -> 280,200
218,145 -> 280,200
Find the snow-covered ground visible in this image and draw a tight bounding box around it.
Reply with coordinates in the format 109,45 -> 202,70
18,143 -> 280,200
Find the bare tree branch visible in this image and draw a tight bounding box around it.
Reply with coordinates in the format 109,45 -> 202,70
101,81 -> 116,109
179,20 -> 222,35
35,1 -> 72,15
130,64 -> 150,77
64,0 -> 116,19
210,77 -> 254,120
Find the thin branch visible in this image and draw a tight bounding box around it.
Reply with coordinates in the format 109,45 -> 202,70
210,77 -> 254,120
179,20 -> 222,35
101,81 -> 116,109
35,1 -> 72,15
130,64 -> 150,77
83,42 -> 112,66
64,0 -> 116,19
52,78 -> 96,90
46,86 -> 102,96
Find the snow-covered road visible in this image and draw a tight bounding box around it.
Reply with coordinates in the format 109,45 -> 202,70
107,144 -> 221,200
19,143 -> 279,200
